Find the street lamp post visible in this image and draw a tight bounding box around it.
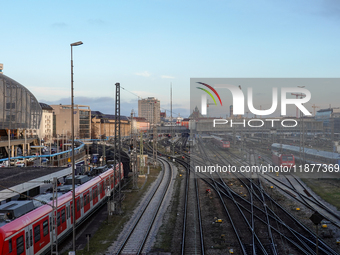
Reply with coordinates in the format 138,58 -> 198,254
70,41 -> 83,254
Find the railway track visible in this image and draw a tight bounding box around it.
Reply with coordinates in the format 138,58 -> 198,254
191,138 -> 340,254
107,158 -> 173,255
176,157 -> 205,255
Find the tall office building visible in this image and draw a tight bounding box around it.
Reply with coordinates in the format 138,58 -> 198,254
138,97 -> 160,124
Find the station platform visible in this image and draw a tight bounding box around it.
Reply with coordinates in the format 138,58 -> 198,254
0,166 -> 71,203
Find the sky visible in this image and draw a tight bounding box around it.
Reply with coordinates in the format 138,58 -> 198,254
1,0 -> 340,118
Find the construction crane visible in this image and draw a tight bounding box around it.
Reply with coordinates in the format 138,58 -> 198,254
291,86 -> 306,118
206,99 -> 215,117
312,104 -> 320,116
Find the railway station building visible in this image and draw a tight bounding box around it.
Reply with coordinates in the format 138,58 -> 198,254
0,73 -> 42,159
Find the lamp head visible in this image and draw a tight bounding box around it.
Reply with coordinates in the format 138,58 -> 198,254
71,41 -> 83,47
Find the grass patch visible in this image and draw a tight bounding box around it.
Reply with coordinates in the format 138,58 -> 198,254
302,178 -> 340,210
66,165 -> 162,255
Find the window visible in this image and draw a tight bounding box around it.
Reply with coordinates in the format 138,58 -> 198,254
57,211 -> 61,226
43,220 -> 48,236
9,239 -> 12,253
61,209 -> 66,223
34,225 -> 41,243
16,235 -> 24,255
67,206 -> 70,219
30,229 -> 33,246
77,199 -> 80,212
26,232 -> 29,249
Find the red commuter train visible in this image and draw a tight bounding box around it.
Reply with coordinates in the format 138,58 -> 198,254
272,151 -> 295,167
211,135 -> 230,149
0,163 -> 124,255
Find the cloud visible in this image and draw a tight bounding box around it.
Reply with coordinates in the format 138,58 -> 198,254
51,22 -> 67,28
161,75 -> 175,79
135,71 -> 151,77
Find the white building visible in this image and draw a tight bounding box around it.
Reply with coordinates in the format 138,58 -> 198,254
138,97 -> 160,124
39,103 -> 54,143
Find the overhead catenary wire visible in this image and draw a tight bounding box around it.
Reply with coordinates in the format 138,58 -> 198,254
120,85 -> 182,118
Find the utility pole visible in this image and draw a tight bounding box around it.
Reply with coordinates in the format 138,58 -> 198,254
130,111 -> 138,189
171,83 -> 174,156
291,86 -> 305,119
51,177 -> 58,255
103,118 -> 106,165
114,82 -> 122,213
153,101 -> 157,166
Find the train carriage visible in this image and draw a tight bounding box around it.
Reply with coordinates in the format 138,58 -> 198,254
0,163 -> 124,255
271,143 -> 340,166
211,135 -> 230,149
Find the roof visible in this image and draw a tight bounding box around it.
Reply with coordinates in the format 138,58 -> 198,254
91,111 -> 129,121
272,143 -> 340,160
0,74 -> 42,129
39,102 -> 54,111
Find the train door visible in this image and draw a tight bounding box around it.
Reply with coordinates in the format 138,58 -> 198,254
25,225 -> 34,255
70,197 -> 81,224
32,216 -> 50,254
56,206 -> 67,235
83,191 -> 90,214
92,186 -> 98,205
99,181 -> 105,200
110,175 -> 114,189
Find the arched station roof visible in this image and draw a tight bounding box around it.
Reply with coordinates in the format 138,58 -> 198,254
0,74 -> 42,129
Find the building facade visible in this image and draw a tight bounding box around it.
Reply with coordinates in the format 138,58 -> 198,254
138,97 -> 160,124
315,108 -> 340,134
91,111 -> 131,139
51,104 -> 91,139
38,103 -> 53,143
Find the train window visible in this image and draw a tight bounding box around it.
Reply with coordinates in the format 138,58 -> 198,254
61,209 -> 66,223
287,156 -> 293,161
89,190 -> 92,201
34,225 -> 41,243
80,197 -> 83,208
50,216 -> 52,231
16,235 -> 24,255
43,220 -> 49,236
57,211 -> 61,226
86,193 -> 90,205
77,199 -> 80,212
67,206 -> 70,219
282,156 -> 288,161
30,229 -> 32,246
86,194 -> 89,206
9,239 -> 12,253
26,232 -> 29,249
